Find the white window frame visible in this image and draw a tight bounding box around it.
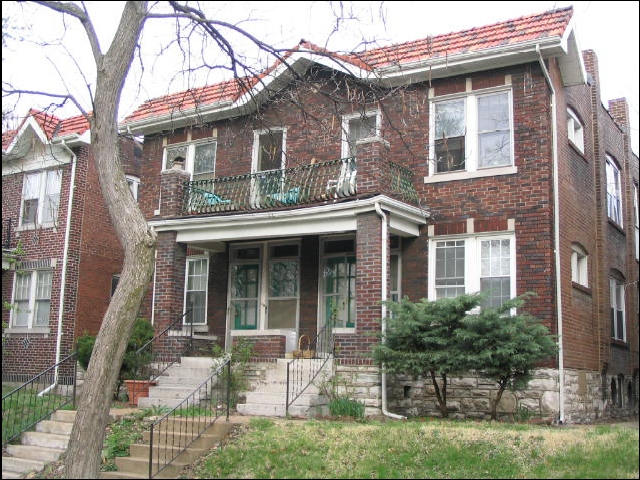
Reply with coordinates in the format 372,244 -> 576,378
341,110 -> 381,158
11,269 -> 53,329
609,276 -> 626,341
567,108 -> 584,153
634,184 -> 639,261
251,128 -> 287,173
163,140 -> 217,181
19,169 -> 62,228
427,87 -> 516,183
184,255 -> 209,326
428,233 -> 516,309
228,240 -> 301,332
320,235 -> 357,332
605,155 -> 623,226
571,243 -> 589,287
125,174 -> 139,200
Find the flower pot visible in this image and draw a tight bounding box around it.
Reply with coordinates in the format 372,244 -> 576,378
124,379 -> 157,406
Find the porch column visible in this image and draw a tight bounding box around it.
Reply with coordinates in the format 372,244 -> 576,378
154,231 -> 187,335
160,165 -> 189,218
355,210 -> 388,360
356,137 -> 391,196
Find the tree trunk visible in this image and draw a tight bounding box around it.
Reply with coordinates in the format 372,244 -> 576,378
65,3 -> 152,478
429,370 -> 449,418
490,381 -> 508,421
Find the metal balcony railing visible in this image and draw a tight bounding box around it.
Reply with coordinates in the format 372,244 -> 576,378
2,218 -> 13,249
182,157 -> 418,215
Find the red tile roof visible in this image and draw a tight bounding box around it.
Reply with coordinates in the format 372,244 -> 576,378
122,6 -> 573,126
3,108 -> 91,151
353,6 -> 573,68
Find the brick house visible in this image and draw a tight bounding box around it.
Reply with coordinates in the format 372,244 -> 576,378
119,6 -> 638,422
2,109 -> 142,381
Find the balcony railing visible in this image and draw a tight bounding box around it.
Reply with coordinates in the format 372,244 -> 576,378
182,157 -> 418,215
2,218 -> 13,249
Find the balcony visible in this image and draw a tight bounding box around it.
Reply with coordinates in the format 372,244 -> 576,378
181,157 -> 419,216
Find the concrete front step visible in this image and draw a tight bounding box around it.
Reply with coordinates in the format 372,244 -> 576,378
104,421 -> 236,479
20,430 -> 70,449
5,444 -> 66,462
1,411 -> 74,478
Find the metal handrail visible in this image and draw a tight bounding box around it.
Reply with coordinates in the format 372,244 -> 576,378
285,325 -> 334,416
2,352 -> 77,446
125,311 -> 194,403
147,358 -> 231,478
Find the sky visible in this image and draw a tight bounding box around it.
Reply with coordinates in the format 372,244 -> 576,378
2,1 -> 639,154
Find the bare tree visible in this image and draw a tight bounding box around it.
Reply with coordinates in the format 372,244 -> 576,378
3,2 -> 397,477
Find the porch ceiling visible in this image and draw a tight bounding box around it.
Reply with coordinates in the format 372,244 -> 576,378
149,195 -> 428,252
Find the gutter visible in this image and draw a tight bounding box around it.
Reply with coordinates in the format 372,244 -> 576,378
39,140 -> 77,396
537,44 -> 565,424
375,201 -> 406,420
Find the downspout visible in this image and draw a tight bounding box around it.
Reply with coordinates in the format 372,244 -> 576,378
39,140 -> 77,396
375,201 -> 407,420
537,45 -> 565,424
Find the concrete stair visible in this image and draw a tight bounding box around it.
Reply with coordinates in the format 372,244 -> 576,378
236,357 -> 332,418
1,409 -> 74,479
99,419 -> 237,479
138,357 -> 222,409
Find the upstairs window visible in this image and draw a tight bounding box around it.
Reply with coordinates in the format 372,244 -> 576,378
571,243 -> 589,287
430,89 -> 513,176
605,155 -> 623,226
567,108 -> 584,153
126,175 -> 139,200
342,111 -> 380,157
20,169 -> 62,227
610,275 -> 626,341
164,141 -> 217,182
634,184 -> 639,261
256,130 -> 285,172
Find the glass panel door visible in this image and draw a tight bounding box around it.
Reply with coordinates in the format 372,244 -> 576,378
323,256 -> 356,328
267,260 -> 298,329
231,264 -> 259,329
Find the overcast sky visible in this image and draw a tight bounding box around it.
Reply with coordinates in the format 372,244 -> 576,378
2,1 -> 638,154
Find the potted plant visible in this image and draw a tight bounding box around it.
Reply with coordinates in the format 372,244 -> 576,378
76,318 -> 155,406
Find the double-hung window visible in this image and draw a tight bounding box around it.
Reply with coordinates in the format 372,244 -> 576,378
429,89 -> 513,178
164,141 -> 217,182
20,169 -> 62,227
12,269 -> 53,328
567,108 -> 585,153
430,234 -> 515,309
126,175 -> 139,200
252,129 -> 287,203
342,111 -> 380,157
605,155 -> 623,226
633,184 -> 639,261
185,256 -> 209,325
571,244 -> 589,287
609,275 -> 626,341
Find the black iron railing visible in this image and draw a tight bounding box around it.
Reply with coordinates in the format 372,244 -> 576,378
147,358 -> 231,478
2,218 -> 13,249
183,157 -> 358,215
2,352 -> 77,446
125,311 -> 195,403
285,325 -> 334,416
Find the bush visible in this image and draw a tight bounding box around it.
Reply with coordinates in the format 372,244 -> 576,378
75,318 -> 154,398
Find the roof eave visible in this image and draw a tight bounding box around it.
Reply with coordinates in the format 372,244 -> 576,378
375,35 -> 585,87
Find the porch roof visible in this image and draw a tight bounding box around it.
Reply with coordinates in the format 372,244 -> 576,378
149,195 -> 428,252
